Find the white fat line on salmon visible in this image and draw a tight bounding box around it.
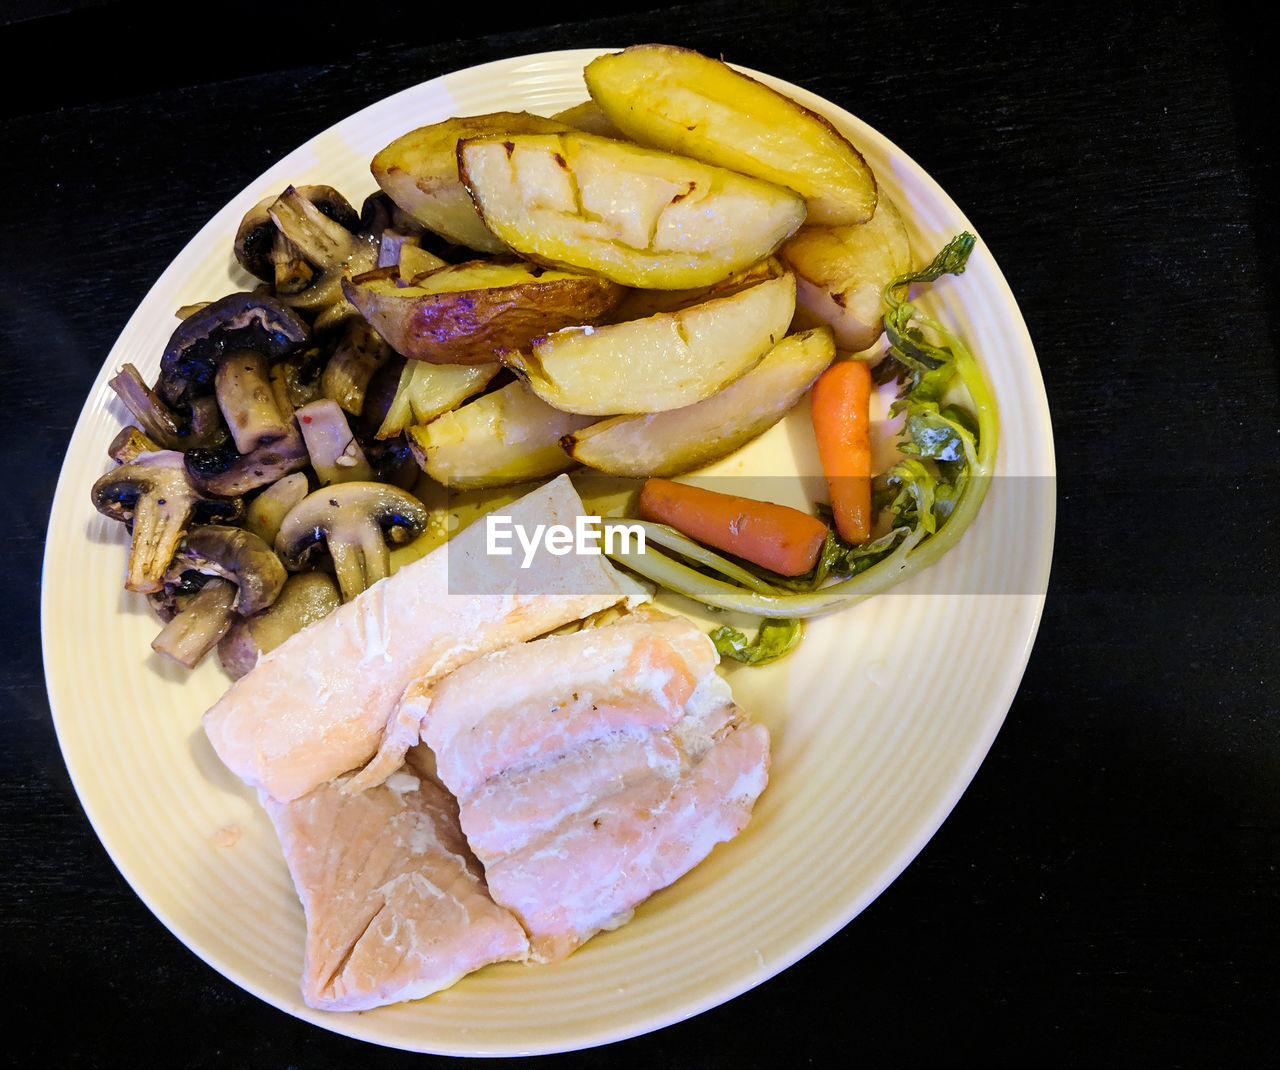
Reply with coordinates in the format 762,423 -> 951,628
485,514 -> 645,569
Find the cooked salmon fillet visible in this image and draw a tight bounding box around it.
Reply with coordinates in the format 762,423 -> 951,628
263,747 -> 529,1011
415,615 -> 771,962
422,617 -> 717,797
203,476 -> 639,802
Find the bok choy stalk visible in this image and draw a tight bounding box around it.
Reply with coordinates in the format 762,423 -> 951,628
601,232 -> 997,622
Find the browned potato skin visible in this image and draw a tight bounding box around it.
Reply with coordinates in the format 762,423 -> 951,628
371,111 -> 573,253
781,195 -> 913,352
562,325 -> 835,477
457,131 -> 808,290
342,263 -> 625,365
506,274 -> 797,416
607,257 -> 786,322
405,381 -> 594,489
584,44 -> 877,226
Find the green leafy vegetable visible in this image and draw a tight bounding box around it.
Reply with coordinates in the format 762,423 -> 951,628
710,617 -> 804,665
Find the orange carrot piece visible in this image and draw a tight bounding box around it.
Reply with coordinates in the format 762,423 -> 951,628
637,478 -> 829,577
809,359 -> 873,543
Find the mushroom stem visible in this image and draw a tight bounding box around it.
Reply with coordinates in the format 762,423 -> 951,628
215,348 -> 293,454
108,365 -> 185,447
271,229 -> 317,294
91,450 -> 240,594
151,577 -> 238,668
269,186 -> 360,268
128,483 -> 188,592
274,481 -> 430,602
328,516 -> 393,601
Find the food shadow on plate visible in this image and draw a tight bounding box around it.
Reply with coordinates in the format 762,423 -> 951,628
187,718 -> 260,801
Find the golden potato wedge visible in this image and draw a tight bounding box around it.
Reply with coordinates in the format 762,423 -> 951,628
375,359 -> 501,438
342,259 -> 625,365
397,244 -> 447,280
406,380 -> 593,489
550,99 -> 625,139
780,195 -> 913,352
607,256 -> 786,322
457,131 -> 807,289
371,111 -> 573,253
504,273 -> 796,416
564,325 -> 835,477
583,44 -> 877,226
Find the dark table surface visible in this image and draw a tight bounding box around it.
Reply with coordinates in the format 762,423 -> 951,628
4,0 -> 1277,1065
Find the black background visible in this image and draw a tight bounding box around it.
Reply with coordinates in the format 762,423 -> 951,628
3,1 -> 1276,1066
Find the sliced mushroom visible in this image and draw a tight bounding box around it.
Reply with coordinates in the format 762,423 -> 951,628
184,420 -> 310,498
215,347 -> 293,454
108,364 -> 226,451
157,291 -> 309,411
244,471 -> 311,545
108,425 -> 162,464
147,525 -> 288,669
266,186 -> 378,313
275,482 -> 430,601
319,319 -> 393,416
91,450 -> 242,593
175,524 -> 288,615
234,184 -> 363,284
151,577 -> 239,668
295,398 -> 375,485
218,571 -> 343,679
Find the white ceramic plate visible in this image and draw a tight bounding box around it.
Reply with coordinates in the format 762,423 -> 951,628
42,49 -> 1055,1056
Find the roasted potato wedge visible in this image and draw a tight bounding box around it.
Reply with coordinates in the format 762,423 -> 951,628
371,111 -> 573,253
583,44 -> 877,226
342,259 -> 625,365
607,256 -> 786,322
780,195 -> 913,352
397,244 -> 446,280
375,359 -> 501,438
563,325 -> 835,477
457,131 -> 807,289
550,99 -> 625,139
406,380 -> 593,489
504,273 -> 796,416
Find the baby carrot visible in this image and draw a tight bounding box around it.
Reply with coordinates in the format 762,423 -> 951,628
637,478 -> 829,577
809,359 -> 873,543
